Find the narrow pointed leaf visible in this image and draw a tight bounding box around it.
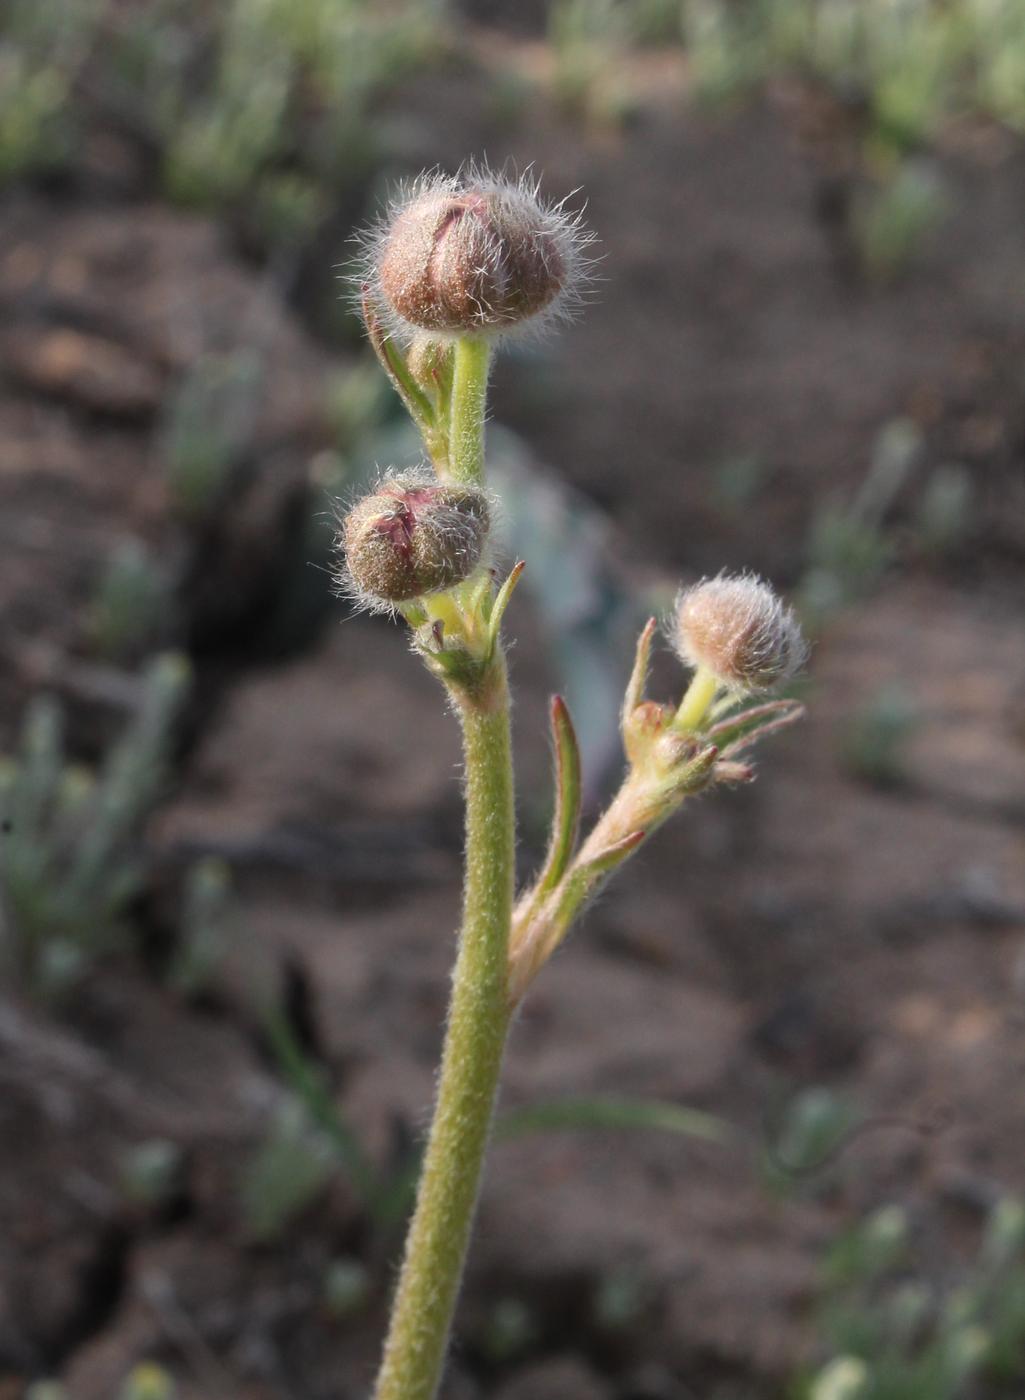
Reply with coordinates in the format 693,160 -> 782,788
360,288 -> 437,437
487,560 -> 526,645
465,569 -> 495,620
551,829 -> 645,933
707,699 -> 804,754
263,1008 -> 376,1203
623,617 -> 657,720
497,1095 -> 730,1145
509,827 -> 649,1003
534,696 -> 582,899
576,827 -> 646,879
719,703 -> 805,759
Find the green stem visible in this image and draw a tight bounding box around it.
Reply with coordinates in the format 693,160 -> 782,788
673,666 -> 719,732
448,337 -> 492,486
373,660 -> 515,1400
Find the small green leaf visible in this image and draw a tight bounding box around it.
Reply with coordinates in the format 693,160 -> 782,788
574,827 -> 645,880
534,695 -> 582,898
487,559 -> 526,649
544,828 -> 646,951
623,616 -> 657,720
360,288 -> 441,455
263,1008 -> 376,1204
708,698 -> 805,757
497,1095 -> 729,1145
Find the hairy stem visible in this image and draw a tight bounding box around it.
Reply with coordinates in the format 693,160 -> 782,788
373,660 -> 515,1400
448,337 -> 491,487
674,666 -> 719,731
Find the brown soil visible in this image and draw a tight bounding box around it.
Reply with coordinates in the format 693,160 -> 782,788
2,31 -> 1025,1400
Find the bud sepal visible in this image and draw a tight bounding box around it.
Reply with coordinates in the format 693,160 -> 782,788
410,560 -> 526,707
361,291 -> 450,470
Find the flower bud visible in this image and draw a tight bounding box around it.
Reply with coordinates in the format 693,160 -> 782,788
673,574 -> 806,693
406,336 -> 452,395
339,471 -> 489,607
368,169 -> 587,337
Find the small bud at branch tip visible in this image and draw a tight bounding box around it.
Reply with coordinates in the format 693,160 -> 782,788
673,573 -> 807,695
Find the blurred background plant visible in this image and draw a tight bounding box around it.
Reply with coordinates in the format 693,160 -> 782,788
800,1197 -> 1025,1399
25,1362 -> 178,1400
534,0 -> 1025,278
161,352 -> 265,524
0,655 -> 191,1001
798,417 -> 921,624
243,997 -> 729,1251
680,0 -> 1025,136
762,1085 -> 862,1197
0,0 -> 448,225
87,540 -> 174,663
839,682 -> 919,788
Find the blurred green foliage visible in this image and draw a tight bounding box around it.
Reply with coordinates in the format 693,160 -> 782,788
541,0 -> 1025,138
322,1256 -> 371,1319
476,1297 -> 538,1365
799,418 -> 920,625
913,462 -> 974,559
489,427 -> 643,797
161,351 -> 263,523
763,1085 -> 861,1195
853,161 -> 948,283
680,0 -> 1025,140
325,360 -> 394,456
799,1197 -> 1025,1399
592,1266 -> 652,1332
798,417 -> 975,629
0,655 -> 188,1001
88,539 -> 173,662
119,1137 -> 185,1209
167,855 -> 233,997
119,1364 -> 178,1400
241,1096 -> 340,1242
250,993 -> 728,1250
840,683 -> 919,788
549,0 -> 635,124
0,0 -> 94,182
24,1368 -> 177,1400
544,0 -> 1025,275
0,0 -> 446,237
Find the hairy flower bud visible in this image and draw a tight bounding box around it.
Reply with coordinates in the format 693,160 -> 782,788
366,167 -> 589,338
674,574 -> 806,693
339,472 -> 489,607
407,336 -> 452,394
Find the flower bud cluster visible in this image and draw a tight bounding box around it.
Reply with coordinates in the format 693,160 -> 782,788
338,470 -> 490,610
362,165 -> 592,340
